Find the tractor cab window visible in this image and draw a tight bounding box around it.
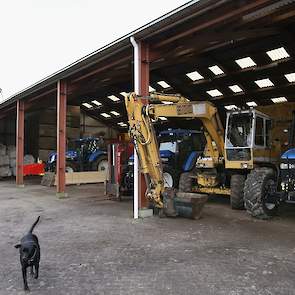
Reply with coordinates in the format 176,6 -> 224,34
159,141 -> 177,153
226,113 -> 253,148
255,117 -> 264,146
254,116 -> 272,148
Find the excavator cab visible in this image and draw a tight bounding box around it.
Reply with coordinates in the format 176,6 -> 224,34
225,109 -> 272,170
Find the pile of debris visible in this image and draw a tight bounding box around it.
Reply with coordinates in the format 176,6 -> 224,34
0,143 -> 35,178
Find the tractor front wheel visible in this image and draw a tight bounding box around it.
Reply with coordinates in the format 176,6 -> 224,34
162,165 -> 178,188
244,168 -> 278,219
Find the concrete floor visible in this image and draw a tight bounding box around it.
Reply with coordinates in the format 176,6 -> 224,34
1,178 -> 295,295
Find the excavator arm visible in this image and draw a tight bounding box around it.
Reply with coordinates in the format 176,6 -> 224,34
125,93 -> 165,208
125,92 -> 224,208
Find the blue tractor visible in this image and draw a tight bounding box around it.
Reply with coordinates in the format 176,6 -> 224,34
121,129 -> 205,193
244,111 -> 295,219
279,148 -> 295,203
46,137 -> 108,173
277,111 -> 295,205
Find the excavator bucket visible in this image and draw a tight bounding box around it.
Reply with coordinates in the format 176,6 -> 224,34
162,188 -> 208,219
175,192 -> 208,219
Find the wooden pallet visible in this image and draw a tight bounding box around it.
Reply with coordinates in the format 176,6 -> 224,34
42,171 -> 106,186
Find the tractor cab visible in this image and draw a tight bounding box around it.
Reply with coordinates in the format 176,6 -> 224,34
225,109 -> 273,170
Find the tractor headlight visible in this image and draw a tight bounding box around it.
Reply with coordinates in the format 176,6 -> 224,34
128,161 -> 134,166
280,163 -> 288,169
161,157 -> 169,162
240,163 -> 248,169
280,163 -> 295,169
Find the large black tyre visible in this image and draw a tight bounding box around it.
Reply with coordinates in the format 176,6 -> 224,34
178,171 -> 195,192
230,174 -> 246,210
91,155 -> 108,172
162,165 -> 178,188
244,168 -> 278,219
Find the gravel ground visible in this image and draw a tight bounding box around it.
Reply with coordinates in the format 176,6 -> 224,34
1,178 -> 295,295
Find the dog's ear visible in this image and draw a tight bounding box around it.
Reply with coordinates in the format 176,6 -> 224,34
14,244 -> 21,249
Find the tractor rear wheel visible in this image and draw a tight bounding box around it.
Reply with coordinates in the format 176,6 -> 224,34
178,171 -> 195,192
244,168 -> 278,219
65,161 -> 77,173
53,161 -> 77,173
230,174 -> 246,210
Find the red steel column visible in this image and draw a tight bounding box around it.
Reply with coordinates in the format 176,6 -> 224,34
56,80 -> 67,195
136,41 -> 150,209
138,42 -> 150,98
16,100 -> 25,186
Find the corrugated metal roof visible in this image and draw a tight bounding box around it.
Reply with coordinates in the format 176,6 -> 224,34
0,0 -> 221,109
2,0 -> 294,118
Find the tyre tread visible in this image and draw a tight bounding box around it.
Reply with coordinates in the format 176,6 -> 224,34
179,172 -> 194,192
230,174 -> 245,210
244,168 -> 276,219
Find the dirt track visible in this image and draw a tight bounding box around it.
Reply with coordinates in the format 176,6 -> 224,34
1,178 -> 295,295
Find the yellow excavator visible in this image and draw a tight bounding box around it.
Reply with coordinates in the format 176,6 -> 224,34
125,92 -> 281,219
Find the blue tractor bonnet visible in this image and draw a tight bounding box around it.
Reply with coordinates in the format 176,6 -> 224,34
48,150 -> 77,162
281,148 -> 295,160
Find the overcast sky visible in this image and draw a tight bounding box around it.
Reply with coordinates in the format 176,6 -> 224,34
0,0 -> 189,100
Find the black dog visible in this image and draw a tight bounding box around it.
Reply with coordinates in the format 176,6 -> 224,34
15,216 -> 41,291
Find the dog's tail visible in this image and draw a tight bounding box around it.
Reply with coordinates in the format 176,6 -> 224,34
29,216 -> 40,233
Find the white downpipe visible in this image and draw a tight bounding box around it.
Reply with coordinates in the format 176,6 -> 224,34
130,36 -> 139,219
133,148 -> 139,219
130,36 -> 140,93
